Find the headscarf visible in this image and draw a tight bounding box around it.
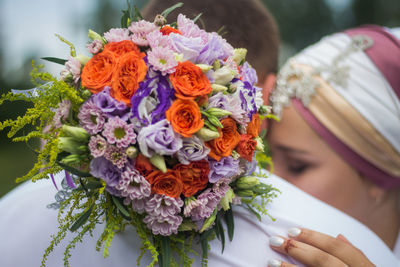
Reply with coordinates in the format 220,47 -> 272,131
271,25 -> 400,189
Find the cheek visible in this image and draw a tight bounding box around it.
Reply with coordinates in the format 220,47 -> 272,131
292,165 -> 369,215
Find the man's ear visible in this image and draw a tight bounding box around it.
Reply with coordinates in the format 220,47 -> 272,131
261,73 -> 276,105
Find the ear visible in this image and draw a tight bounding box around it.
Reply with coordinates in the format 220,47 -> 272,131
261,73 -> 276,105
260,73 -> 276,131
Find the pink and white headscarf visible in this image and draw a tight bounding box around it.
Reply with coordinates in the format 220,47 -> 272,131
271,25 -> 400,189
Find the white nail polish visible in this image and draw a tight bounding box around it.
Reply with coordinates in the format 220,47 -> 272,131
269,236 -> 284,247
288,227 -> 301,237
268,259 -> 282,267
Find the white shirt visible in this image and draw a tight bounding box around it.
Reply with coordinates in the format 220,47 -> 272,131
0,170 -> 398,267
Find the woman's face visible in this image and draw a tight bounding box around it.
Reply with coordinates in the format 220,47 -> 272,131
268,106 -> 375,221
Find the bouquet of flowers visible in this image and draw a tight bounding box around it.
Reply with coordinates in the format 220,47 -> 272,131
0,3 -> 277,267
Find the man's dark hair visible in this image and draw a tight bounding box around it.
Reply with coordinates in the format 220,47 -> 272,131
141,0 -> 280,82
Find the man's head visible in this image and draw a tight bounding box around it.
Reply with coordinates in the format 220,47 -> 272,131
141,0 -> 280,87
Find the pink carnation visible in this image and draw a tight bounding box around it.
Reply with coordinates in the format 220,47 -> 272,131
87,39 -> 103,54
104,28 -> 131,43
128,20 -> 158,46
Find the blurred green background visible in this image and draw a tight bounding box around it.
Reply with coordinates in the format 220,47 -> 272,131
0,0 -> 399,197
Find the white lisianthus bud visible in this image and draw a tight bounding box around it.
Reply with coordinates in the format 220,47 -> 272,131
61,125 -> 89,142
88,29 -> 105,43
126,146 -> 138,159
219,188 -> 234,211
75,54 -> 90,65
60,154 -> 81,165
232,48 -> 247,65
58,137 -> 85,154
213,60 -> 221,70
236,189 -> 254,197
150,154 -> 167,173
206,107 -> 232,118
231,150 -> 240,159
213,66 -> 235,85
211,84 -> 228,93
196,127 -> 220,142
81,89 -> 92,99
255,137 -> 264,152
258,105 -> 272,115
196,64 -> 213,73
236,176 -> 260,190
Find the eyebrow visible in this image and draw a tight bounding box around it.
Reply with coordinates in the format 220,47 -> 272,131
273,144 -> 310,155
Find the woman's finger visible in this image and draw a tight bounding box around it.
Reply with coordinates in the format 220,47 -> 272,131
287,228 -> 375,266
268,259 -> 298,267
269,236 -> 348,267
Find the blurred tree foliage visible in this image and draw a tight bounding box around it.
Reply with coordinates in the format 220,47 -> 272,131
0,0 -> 399,197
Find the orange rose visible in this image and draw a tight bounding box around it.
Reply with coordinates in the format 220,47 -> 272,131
81,50 -> 117,93
146,169 -> 183,198
103,40 -> 141,58
110,51 -> 147,105
174,160 -> 209,197
166,99 -> 204,137
169,61 -> 212,99
246,113 -> 261,138
135,154 -> 156,177
236,134 -> 257,162
160,26 -> 182,35
206,118 -> 241,161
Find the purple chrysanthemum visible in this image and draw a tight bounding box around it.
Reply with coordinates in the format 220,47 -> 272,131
147,46 -> 178,75
104,145 -> 128,169
232,79 -> 258,120
52,100 -> 71,128
208,156 -> 240,183
143,213 -> 183,236
78,99 -> 106,135
103,117 -> 136,148
87,39 -> 103,54
130,69 -> 174,127
104,28 -> 130,43
88,135 -> 107,157
129,20 -> 158,46
115,165 -> 151,200
212,178 -> 231,198
145,194 -> 183,218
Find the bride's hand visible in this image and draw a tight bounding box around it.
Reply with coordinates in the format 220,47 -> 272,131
268,228 -> 375,267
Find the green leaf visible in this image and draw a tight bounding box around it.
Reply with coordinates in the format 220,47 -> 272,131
216,215 -> 225,253
193,13 -> 203,23
57,161 -> 92,177
132,5 -> 143,22
41,57 -> 67,65
159,236 -> 171,267
121,9 -> 131,28
70,203 -> 94,232
82,180 -> 104,190
161,2 -> 183,18
200,229 -> 213,259
224,208 -> 234,241
246,203 -> 262,221
111,195 -> 131,220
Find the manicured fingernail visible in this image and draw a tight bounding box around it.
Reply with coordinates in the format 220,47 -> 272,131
269,236 -> 284,247
288,227 -> 301,237
268,259 -> 282,267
